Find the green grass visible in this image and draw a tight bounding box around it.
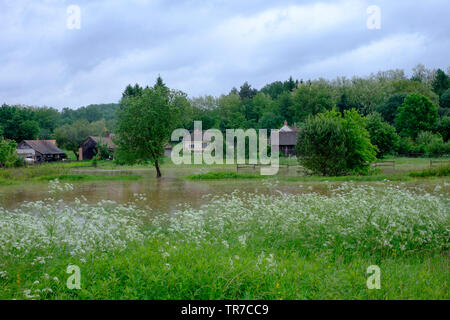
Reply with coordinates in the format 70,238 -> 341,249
409,165 -> 450,178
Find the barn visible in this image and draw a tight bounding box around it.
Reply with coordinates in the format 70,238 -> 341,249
17,140 -> 66,163
78,135 -> 117,160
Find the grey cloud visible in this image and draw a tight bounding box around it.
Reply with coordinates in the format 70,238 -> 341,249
0,0 -> 449,108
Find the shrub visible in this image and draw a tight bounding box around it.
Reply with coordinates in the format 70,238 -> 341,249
366,113 -> 399,157
296,109 -> 376,176
416,131 -> 448,156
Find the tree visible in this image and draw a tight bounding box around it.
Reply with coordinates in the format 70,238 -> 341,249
0,138 -> 21,168
295,109 -> 376,176
258,112 -> 283,130
376,93 -> 406,124
291,82 -> 334,122
436,116 -> 450,141
440,88 -> 450,108
366,113 -> 399,157
54,119 -> 106,159
116,78 -> 182,178
432,69 -> 450,97
395,94 -> 438,138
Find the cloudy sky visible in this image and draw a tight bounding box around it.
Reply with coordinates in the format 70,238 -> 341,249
0,0 -> 449,109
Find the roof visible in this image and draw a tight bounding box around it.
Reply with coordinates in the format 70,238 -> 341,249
21,140 -> 66,155
183,130 -> 212,142
88,136 -> 117,149
274,131 -> 298,146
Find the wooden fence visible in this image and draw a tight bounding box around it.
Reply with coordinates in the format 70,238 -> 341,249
430,159 -> 450,168
372,160 -> 395,169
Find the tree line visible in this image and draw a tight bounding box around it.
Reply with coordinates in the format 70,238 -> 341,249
1,65 -> 449,172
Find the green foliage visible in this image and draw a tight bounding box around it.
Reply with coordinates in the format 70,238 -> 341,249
54,119 -> 106,159
432,69 -> 450,97
291,82 -> 335,122
116,78 -> 183,177
366,113 -> 399,157
409,165 -> 450,177
415,131 -> 450,156
376,93 -> 406,124
296,109 -> 376,176
439,88 -> 450,108
436,116 -> 450,141
395,94 -> 438,138
0,138 -> 21,168
295,110 -> 347,176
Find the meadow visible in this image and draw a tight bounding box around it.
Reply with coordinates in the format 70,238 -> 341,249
0,174 -> 448,300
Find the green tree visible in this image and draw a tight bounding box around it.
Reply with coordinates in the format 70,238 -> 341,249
376,93 -> 406,124
291,82 -> 334,122
116,79 -> 182,178
0,138 -> 20,168
440,88 -> 450,108
436,116 -> 450,141
54,119 -> 106,159
432,69 -> 450,97
295,109 -> 376,176
366,113 -> 399,157
395,94 -> 438,138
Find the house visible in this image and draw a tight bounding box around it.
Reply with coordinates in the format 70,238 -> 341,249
182,129 -> 212,153
79,134 -> 117,160
272,121 -> 299,156
17,139 -> 66,163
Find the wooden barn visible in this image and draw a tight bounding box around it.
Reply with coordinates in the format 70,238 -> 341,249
17,139 -> 66,163
78,134 -> 117,160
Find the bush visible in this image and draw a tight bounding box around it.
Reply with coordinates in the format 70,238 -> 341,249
396,137 -> 415,155
416,131 -> 448,156
366,112 -> 399,157
436,116 -> 450,141
410,165 -> 450,177
296,109 -> 376,176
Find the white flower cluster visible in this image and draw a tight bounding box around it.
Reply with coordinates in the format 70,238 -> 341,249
152,183 -> 449,252
48,179 -> 74,194
0,198 -> 145,259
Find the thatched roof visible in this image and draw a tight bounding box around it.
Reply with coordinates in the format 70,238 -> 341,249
20,140 -> 66,155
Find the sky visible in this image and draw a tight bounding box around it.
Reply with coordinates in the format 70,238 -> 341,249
0,0 -> 449,109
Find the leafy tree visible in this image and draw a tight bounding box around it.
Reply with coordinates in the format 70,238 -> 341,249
366,113 -> 399,157
116,78 -> 182,178
0,138 -> 21,168
342,109 -> 377,174
54,119 -> 106,159
440,88 -> 450,108
295,111 -> 347,176
376,94 -> 406,124
291,82 -> 334,122
295,109 -> 376,176
432,69 -> 450,97
436,116 -> 450,141
258,112 -> 283,130
395,94 -> 438,138
416,131 -> 447,156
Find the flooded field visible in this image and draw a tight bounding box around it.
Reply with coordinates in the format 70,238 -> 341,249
1,167 -> 448,212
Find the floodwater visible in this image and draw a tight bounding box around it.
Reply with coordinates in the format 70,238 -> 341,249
1,167 -> 447,212
0,168 -> 329,212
